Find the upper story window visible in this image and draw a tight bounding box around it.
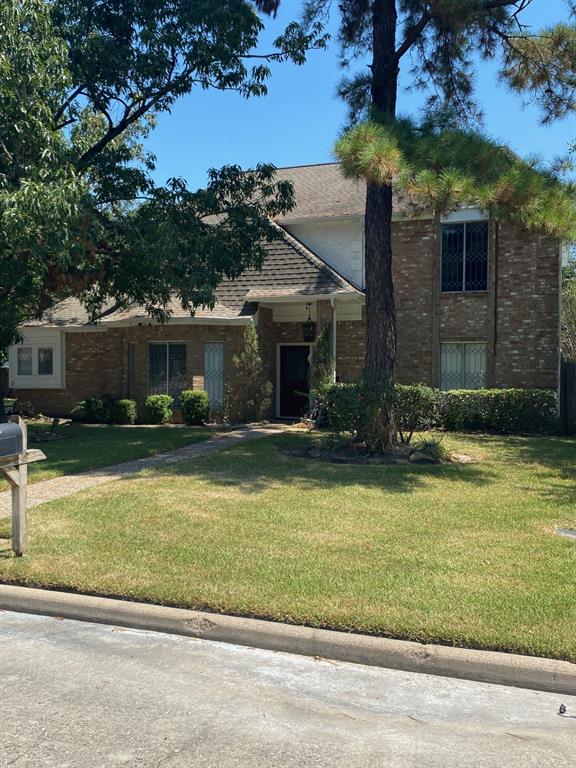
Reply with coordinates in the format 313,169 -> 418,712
441,221 -> 488,292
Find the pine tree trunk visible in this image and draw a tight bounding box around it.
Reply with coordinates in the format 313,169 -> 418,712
362,0 -> 398,452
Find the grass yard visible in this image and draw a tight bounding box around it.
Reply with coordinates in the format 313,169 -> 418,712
1,431 -> 575,660
0,421 -> 213,487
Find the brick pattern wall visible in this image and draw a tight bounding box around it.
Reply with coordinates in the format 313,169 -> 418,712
493,224 -> 560,388
15,330 -> 123,415
14,218 -> 561,417
15,324 -> 246,417
334,218 -> 559,389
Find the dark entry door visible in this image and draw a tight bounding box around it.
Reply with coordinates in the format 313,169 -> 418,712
280,345 -> 310,418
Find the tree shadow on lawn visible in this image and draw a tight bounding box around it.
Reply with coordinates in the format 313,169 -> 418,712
144,433 -> 499,496
454,432 -> 576,507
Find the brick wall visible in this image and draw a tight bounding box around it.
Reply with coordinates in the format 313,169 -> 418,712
15,323 -> 247,417
334,218 -> 559,389
14,217 -> 561,417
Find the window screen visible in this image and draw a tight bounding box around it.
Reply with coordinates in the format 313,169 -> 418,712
148,343 -> 187,403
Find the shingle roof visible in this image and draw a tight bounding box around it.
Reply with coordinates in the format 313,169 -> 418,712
214,224 -> 359,311
274,162 -> 414,221
26,224 -> 361,328
25,297 -> 119,327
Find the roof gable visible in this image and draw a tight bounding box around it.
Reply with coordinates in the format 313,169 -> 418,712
24,224 -> 360,328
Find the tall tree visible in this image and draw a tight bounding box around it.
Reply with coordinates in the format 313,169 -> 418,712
299,0 -> 576,450
0,0 -> 326,353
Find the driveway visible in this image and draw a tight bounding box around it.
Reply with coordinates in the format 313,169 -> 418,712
0,611 -> 574,767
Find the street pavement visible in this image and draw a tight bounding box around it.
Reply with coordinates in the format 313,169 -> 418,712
0,610 -> 574,767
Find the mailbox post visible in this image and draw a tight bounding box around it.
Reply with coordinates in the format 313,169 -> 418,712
0,416 -> 45,556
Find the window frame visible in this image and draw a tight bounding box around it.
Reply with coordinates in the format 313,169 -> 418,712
147,341 -> 188,404
440,341 -> 487,391
440,220 -> 489,294
9,329 -> 64,389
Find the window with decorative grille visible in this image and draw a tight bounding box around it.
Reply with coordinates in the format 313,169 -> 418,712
441,222 -> 488,292
440,343 -> 486,390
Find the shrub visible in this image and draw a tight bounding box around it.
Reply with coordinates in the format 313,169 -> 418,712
224,325 -> 272,423
71,395 -> 114,423
309,324 -> 334,426
439,388 -> 558,434
112,399 -> 138,425
145,394 -> 174,424
395,384 -> 439,443
411,435 -> 448,462
180,389 -> 210,425
325,382 -> 364,436
326,382 -> 439,442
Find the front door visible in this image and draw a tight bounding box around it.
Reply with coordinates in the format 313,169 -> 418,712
279,345 -> 310,418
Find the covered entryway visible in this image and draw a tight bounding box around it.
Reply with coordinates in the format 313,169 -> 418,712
278,344 -> 310,419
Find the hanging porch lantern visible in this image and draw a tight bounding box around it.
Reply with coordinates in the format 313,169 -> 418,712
302,303 -> 316,342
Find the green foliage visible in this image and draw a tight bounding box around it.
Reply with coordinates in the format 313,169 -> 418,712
326,382 -> 438,443
308,1 -> 576,126
439,389 -> 558,434
309,323 -> 334,424
224,325 -> 272,423
180,390 -> 210,426
0,0 -> 326,349
335,117 -> 576,241
71,395 -> 114,423
326,382 -> 557,438
112,399 -> 138,425
395,384 -> 438,443
324,383 -> 364,437
145,394 -> 174,425
309,324 -> 334,394
411,435 -> 448,463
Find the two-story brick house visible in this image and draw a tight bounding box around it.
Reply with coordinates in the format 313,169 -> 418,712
7,162 -> 564,419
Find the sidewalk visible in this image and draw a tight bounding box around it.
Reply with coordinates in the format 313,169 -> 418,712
0,425 -> 281,517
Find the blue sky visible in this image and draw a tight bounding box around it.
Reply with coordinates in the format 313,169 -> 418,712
146,0 -> 574,189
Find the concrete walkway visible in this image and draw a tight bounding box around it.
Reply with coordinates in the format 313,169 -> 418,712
1,610 -> 574,768
0,425 -> 281,517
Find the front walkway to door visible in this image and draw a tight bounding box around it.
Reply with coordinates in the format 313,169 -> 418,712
0,425 -> 283,517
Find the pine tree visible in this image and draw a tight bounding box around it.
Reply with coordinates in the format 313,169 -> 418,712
224,325 -> 273,423
302,0 -> 576,450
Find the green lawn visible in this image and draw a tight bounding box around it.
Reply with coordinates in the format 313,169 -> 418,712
1,431 -> 575,660
1,421 -> 213,486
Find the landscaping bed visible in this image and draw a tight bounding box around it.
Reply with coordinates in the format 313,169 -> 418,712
0,430 -> 575,661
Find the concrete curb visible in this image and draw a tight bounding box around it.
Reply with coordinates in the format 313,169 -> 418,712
1,584 -> 574,695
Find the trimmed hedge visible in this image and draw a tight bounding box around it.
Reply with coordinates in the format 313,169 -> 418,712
145,394 -> 174,424
113,399 -> 138,425
325,383 -> 558,437
325,383 -> 364,436
395,383 -> 438,442
439,388 -> 558,434
180,389 -> 210,425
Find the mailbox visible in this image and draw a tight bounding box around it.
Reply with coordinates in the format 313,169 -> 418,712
0,421 -> 23,458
